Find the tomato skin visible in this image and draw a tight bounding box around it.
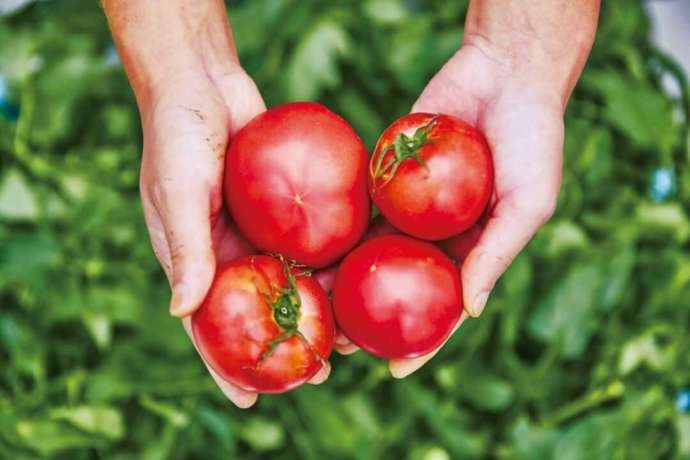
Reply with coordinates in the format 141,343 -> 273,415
225,102 -> 370,268
438,223 -> 483,264
332,235 -> 462,359
314,215 -> 399,294
369,113 -> 493,240
191,255 -> 334,393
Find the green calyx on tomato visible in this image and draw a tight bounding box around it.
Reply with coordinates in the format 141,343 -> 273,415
370,116 -> 438,188
257,259 -> 321,366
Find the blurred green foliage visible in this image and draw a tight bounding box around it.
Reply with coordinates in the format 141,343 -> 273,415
1,0 -> 690,458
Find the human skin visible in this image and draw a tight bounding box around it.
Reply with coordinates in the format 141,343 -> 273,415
103,0 -> 330,409
316,0 -> 601,377
103,0 -> 600,404
385,0 -> 601,377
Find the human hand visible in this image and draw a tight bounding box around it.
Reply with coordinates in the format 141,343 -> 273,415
388,41 -> 568,376
334,0 -> 597,378
139,69 -> 334,407
333,43 -> 566,374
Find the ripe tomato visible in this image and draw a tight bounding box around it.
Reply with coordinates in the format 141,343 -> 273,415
438,222 -> 483,264
314,215 -> 399,294
211,210 -> 255,265
192,255 -> 334,393
332,234 -> 462,359
369,113 -> 493,240
225,102 -> 370,268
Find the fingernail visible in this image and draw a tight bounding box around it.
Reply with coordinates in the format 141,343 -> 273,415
335,333 -> 351,345
469,291 -> 490,317
309,361 -> 331,385
335,342 -> 359,355
389,360 -> 421,379
232,393 -> 258,409
170,283 -> 192,317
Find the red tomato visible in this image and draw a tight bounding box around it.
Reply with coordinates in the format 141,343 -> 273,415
225,102 -> 370,268
211,210 -> 255,265
314,215 -> 399,294
369,113 -> 493,240
332,234 -> 462,359
364,214 -> 400,241
192,255 -> 334,393
438,222 -> 483,264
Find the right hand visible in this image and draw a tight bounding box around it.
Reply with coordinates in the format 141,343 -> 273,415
139,69 -> 331,408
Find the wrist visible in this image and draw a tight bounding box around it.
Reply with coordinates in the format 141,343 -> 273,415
462,0 -> 598,111
462,33 -> 588,112
104,0 -> 240,108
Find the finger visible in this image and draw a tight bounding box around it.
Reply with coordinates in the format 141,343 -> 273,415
182,318 -> 258,408
335,342 -> 360,355
307,361 -> 331,385
147,171 -> 218,318
214,70 -> 266,135
410,52 -> 483,123
389,312 -> 468,379
461,191 -> 556,317
334,330 -> 359,355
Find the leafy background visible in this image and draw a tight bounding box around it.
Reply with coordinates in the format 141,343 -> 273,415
1,0 -> 690,458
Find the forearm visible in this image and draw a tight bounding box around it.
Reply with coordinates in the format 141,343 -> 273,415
103,0 -> 239,106
464,0 -> 600,107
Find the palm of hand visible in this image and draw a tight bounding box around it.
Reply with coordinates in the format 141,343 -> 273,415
139,71 -> 297,408
370,46 -> 565,377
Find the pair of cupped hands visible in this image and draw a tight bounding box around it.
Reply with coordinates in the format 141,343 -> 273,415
139,40 -> 564,408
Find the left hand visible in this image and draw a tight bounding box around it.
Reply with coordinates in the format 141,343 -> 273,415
335,43 -> 565,376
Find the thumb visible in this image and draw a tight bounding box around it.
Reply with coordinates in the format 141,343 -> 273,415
145,176 -> 218,318
213,70 -> 266,135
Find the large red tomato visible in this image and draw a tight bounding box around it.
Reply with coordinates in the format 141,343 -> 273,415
369,113 -> 493,240
225,102 -> 370,268
192,255 -> 334,393
332,234 -> 462,359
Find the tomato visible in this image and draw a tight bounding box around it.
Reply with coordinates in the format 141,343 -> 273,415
192,255 -> 334,393
314,215 -> 399,294
225,102 -> 370,268
369,113 -> 493,240
364,214 -> 400,240
332,234 -> 462,359
211,210 -> 255,265
438,222 -> 483,264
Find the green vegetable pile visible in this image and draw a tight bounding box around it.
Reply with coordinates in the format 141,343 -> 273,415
1,0 -> 689,458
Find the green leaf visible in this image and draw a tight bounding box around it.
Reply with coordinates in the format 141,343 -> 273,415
363,0 -> 409,25
582,71 -> 679,154
435,364 -> 514,412
293,386 -> 361,454
285,18 -> 351,100
239,416 -> 285,452
196,404 -> 236,456
635,203 -> 690,243
139,396 -> 189,428
13,419 -> 99,456
0,169 -> 40,220
677,415 -> 690,459
0,231 -> 57,286
556,413 -> 624,460
618,330 -> 676,375
528,264 -> 603,358
49,405 -> 125,440
509,417 -> 560,460
598,246 -> 635,310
